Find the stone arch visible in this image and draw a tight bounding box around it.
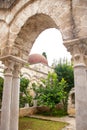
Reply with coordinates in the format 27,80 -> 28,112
0,21 -> 9,56
3,0 -> 73,60
8,0 -> 73,42
9,13 -> 59,61
0,1 -> 87,130
21,72 -> 31,80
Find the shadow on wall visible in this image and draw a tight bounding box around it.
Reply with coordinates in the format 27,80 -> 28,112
68,88 -> 75,117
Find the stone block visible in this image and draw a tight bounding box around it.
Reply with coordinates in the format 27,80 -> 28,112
19,107 -> 37,117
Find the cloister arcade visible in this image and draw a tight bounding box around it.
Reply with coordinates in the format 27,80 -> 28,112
0,0 -> 87,130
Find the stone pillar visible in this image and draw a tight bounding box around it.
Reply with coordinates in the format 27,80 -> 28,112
74,63 -> 87,130
64,39 -> 87,130
10,64 -> 21,130
0,55 -> 25,130
73,44 -> 87,130
1,60 -> 14,130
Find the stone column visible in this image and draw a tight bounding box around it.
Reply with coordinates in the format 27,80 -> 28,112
64,39 -> 87,130
74,63 -> 87,130
73,44 -> 87,130
1,60 -> 14,130
10,63 -> 21,130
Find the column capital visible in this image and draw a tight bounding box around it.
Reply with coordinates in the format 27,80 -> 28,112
64,37 -> 87,66
13,63 -> 22,78
0,55 -> 27,75
3,59 -> 14,74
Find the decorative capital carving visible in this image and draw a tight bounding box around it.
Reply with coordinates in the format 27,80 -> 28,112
13,63 -> 22,78
64,37 -> 87,66
3,59 -> 14,74
0,55 -> 27,75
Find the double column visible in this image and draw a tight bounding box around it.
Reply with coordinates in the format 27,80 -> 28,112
1,60 -> 13,130
0,56 -> 21,130
65,39 -> 87,130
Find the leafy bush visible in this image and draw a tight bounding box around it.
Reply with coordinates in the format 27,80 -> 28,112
20,77 -> 32,107
33,72 -> 68,112
37,109 -> 68,117
54,60 -> 74,93
33,73 -> 60,109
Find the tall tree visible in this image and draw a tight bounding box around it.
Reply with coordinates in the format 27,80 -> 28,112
33,72 -> 68,111
54,59 -> 74,93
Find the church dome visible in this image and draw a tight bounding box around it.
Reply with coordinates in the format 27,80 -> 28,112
28,53 -> 48,65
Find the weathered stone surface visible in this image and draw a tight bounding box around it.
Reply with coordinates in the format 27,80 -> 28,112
0,0 -> 17,9
64,37 -> 87,130
0,0 -> 87,130
72,0 -> 87,38
19,107 -> 37,117
68,88 -> 75,117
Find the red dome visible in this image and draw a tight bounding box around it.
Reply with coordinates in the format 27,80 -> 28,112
28,54 -> 48,65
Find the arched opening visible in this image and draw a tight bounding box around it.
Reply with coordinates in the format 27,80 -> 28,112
14,13 -> 72,109
30,28 -> 71,66
0,1 -> 87,129
14,13 -> 58,61
0,12 -> 73,130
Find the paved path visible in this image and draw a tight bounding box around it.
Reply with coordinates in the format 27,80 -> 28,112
29,115 -> 76,130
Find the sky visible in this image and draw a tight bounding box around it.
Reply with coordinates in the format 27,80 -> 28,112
30,28 -> 71,66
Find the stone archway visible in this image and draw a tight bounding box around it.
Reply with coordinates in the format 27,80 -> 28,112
0,12 -> 62,130
13,13 -> 58,61
0,1 -> 87,130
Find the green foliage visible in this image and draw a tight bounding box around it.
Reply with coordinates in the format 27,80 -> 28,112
33,72 -> 68,112
20,78 -> 29,94
54,59 -> 74,93
50,109 -> 68,117
37,109 -> 67,117
20,94 -> 32,108
20,77 -> 32,108
58,78 -> 68,111
33,73 -> 60,109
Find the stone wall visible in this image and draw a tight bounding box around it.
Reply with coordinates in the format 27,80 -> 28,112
19,107 -> 37,117
72,0 -> 87,38
21,63 -> 53,80
0,0 -> 17,9
68,88 -> 75,117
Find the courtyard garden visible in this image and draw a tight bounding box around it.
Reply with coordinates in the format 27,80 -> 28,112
19,117 -> 67,130
0,60 -> 74,130
18,60 -> 74,130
